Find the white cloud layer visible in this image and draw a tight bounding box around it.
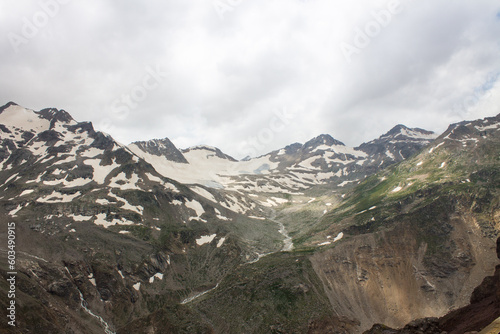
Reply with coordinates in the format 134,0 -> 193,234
1,0 -> 499,158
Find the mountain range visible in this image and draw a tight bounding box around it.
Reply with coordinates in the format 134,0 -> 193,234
0,101 -> 499,333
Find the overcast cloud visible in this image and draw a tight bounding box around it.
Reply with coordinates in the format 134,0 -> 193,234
1,0 -> 499,159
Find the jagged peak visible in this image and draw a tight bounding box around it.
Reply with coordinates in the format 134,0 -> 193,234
304,134 -> 345,150
182,145 -> 237,162
379,124 -> 436,141
131,137 -> 188,163
38,108 -> 75,127
186,145 -> 219,152
0,101 -> 19,114
134,137 -> 176,148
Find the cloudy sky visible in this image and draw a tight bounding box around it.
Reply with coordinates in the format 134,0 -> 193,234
1,0 -> 499,159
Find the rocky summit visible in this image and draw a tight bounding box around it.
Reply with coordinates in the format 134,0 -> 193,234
1,102 -> 499,333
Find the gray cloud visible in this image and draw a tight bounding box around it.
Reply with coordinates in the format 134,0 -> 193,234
1,0 -> 499,158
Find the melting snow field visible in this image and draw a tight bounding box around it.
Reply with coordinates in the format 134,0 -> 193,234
392,186 -> 403,193
428,142 -> 444,154
185,199 -> 206,221
69,214 -> 93,222
37,191 -> 81,203
43,177 -> 92,188
214,208 -> 230,221
149,273 -> 164,283
19,189 -> 34,196
128,144 -> 280,188
217,237 -> 226,248
108,172 -> 142,190
191,186 -> 217,202
107,191 -> 144,215
196,234 -> 217,246
8,204 -> 24,217
0,105 -> 50,133
93,213 -> 135,228
84,159 -> 121,184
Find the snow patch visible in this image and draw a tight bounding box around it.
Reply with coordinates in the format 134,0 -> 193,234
475,123 -> 499,131
37,191 -> 81,203
217,237 -> 226,248
109,172 -> 141,190
185,199 -> 205,221
333,232 -> 344,242
428,142 -> 444,154
248,216 -> 266,220
108,191 -> 144,215
196,234 -> 216,246
69,214 -> 93,222
84,158 -> 121,184
19,189 -> 34,196
214,208 -> 230,221
93,213 -> 135,228
149,273 -> 164,283
191,186 -> 216,203
96,198 -> 113,205
118,270 -> 125,279
9,204 -> 24,217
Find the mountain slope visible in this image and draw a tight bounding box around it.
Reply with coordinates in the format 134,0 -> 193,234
289,114 -> 500,331
128,127 -> 437,213
184,113 -> 499,333
0,102 -> 283,333
1,101 -> 498,334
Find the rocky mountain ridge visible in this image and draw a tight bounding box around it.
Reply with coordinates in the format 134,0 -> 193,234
1,101 -> 499,333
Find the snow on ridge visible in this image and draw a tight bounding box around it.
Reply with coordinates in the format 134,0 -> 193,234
312,144 -> 367,157
400,128 -> 437,140
475,123 -> 500,131
0,104 -> 50,133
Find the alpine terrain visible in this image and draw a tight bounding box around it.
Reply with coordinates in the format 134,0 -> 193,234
0,101 -> 499,333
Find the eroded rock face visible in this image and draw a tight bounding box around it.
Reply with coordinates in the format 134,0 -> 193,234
364,237 -> 500,334
311,198 -> 498,333
438,237 -> 500,334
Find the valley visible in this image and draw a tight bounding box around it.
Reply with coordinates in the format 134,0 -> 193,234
0,101 -> 499,333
